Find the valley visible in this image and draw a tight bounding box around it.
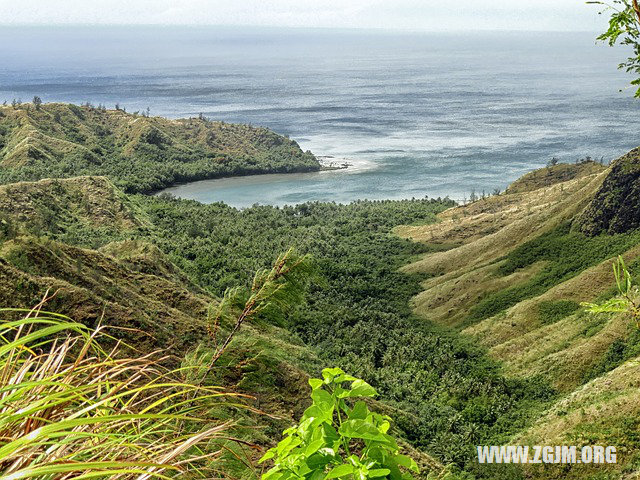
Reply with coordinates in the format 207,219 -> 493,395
1,103 -> 640,479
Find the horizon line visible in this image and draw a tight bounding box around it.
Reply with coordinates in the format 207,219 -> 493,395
0,23 -> 602,34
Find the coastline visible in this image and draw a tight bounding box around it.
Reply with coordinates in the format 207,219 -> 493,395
152,154 -> 361,198
317,155 -> 352,171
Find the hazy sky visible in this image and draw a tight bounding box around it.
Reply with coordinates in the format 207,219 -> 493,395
0,0 -> 604,31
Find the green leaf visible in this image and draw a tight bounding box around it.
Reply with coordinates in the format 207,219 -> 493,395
304,404 -> 332,423
378,420 -> 390,434
309,470 -> 327,480
263,467 -> 284,480
274,434 -> 302,457
322,367 -> 345,383
338,420 -> 387,442
347,380 -> 377,398
259,449 -> 276,463
325,464 -> 355,479
305,439 -> 325,457
298,416 -> 316,440
368,469 -> 391,478
312,388 -> 335,414
307,450 -> 335,470
322,423 -> 340,445
309,378 -> 324,390
348,401 -> 368,420
334,374 -> 358,383
394,455 -> 419,473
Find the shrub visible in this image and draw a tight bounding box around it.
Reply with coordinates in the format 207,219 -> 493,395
537,300 -> 580,325
260,367 -> 420,480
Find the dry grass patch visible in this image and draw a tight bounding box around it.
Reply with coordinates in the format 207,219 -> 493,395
412,261 -> 545,329
514,356 -> 640,479
401,171 -> 606,278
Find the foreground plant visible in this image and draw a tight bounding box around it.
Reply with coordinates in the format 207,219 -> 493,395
0,306 -> 237,479
589,0 -> 640,96
202,248 -> 314,375
259,367 -> 419,480
582,255 -> 640,328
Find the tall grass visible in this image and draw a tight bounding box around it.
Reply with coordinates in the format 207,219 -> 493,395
0,304 -> 240,479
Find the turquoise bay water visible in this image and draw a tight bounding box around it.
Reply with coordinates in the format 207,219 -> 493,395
0,27 -> 638,207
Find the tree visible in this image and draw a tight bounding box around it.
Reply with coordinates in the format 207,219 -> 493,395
590,0 -> 640,96
32,96 -> 42,110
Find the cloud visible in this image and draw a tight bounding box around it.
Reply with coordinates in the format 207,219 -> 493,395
0,0 -> 604,31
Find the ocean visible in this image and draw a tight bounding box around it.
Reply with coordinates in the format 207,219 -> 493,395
1,26 -> 637,206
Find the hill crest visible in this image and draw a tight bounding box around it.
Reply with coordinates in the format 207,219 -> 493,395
0,102 -> 320,193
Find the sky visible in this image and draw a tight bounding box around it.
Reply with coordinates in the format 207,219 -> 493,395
0,0 -> 605,31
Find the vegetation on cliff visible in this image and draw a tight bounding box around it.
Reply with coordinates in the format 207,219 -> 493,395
575,147 -> 640,235
0,176 -> 557,478
0,102 -> 320,193
399,158 -> 640,478
3,98 -> 640,479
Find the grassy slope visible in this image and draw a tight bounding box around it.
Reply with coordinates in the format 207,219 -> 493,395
5,155 -> 640,478
0,176 -> 446,478
398,161 -> 640,478
0,175 -> 548,477
0,102 -> 320,193
0,177 -> 328,474
505,161 -> 606,194
515,358 -> 640,480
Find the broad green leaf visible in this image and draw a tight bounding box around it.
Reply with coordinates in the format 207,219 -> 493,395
325,464 -> 355,479
306,450 -> 335,470
263,467 -> 284,480
309,470 -> 326,480
305,439 -> 325,456
368,469 -> 391,478
304,405 -> 331,423
322,367 -> 345,383
334,374 -> 357,383
378,420 -> 390,434
322,423 -> 340,444
312,388 -> 335,414
338,420 -> 387,442
259,449 -> 276,463
309,378 -> 324,390
394,455 -> 419,473
348,401 -> 369,420
347,380 -> 377,398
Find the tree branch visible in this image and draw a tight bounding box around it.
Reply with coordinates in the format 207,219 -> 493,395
634,0 -> 640,24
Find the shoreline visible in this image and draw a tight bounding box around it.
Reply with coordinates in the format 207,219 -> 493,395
317,155 -> 352,171
152,154 -> 357,196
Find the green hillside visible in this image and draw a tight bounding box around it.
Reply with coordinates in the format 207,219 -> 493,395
399,159 -> 640,478
0,102 -> 320,193
4,105 -> 640,479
